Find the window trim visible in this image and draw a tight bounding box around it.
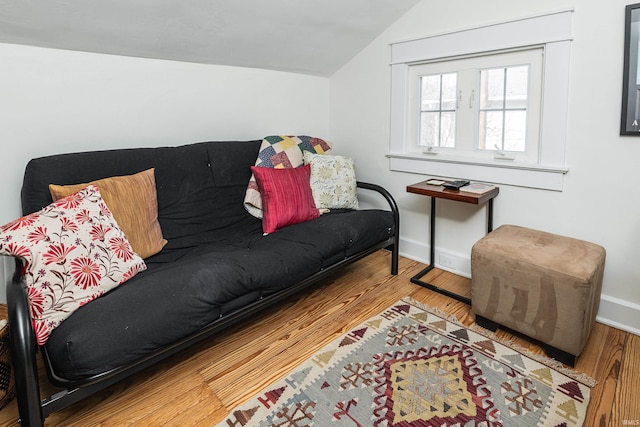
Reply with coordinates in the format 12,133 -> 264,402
388,10 -> 573,191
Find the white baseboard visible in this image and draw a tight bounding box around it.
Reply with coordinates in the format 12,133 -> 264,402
595,295 -> 640,336
399,236 -> 471,278
399,236 -> 640,336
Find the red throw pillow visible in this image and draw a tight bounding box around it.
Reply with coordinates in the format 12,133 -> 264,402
251,165 -> 320,234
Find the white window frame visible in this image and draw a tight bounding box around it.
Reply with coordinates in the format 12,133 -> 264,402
388,10 -> 573,191
407,48 -> 544,163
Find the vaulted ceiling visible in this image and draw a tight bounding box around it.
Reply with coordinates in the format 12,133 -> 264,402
0,0 -> 420,76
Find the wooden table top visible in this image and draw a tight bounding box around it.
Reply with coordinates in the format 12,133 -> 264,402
406,180 -> 499,205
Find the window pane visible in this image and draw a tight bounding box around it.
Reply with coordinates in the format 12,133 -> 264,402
479,111 -> 503,149
420,112 -> 440,147
478,65 -> 529,152
441,73 -> 457,110
419,73 -> 457,148
505,66 -> 528,109
504,111 -> 527,151
480,68 -> 504,109
440,111 -> 456,147
421,75 -> 441,110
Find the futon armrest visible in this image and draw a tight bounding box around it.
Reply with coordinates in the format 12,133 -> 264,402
356,181 -> 399,275
6,258 -> 44,426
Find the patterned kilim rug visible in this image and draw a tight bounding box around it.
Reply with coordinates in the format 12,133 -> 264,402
217,298 -> 595,427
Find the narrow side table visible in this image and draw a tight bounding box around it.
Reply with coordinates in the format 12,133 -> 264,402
406,180 -> 499,305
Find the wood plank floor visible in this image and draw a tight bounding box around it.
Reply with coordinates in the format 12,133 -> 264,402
0,250 -> 638,426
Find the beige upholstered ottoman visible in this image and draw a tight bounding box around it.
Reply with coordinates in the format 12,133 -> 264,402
471,224 -> 605,366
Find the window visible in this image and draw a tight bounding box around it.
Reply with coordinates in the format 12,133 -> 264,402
389,10 -> 573,191
407,48 -> 543,164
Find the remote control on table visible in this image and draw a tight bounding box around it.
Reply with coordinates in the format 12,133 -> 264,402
442,180 -> 470,190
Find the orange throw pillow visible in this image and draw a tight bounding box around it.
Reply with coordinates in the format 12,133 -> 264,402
49,168 -> 167,259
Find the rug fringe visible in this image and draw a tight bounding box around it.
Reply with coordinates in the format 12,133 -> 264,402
401,296 -> 598,388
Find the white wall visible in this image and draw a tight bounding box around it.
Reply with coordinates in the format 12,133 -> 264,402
329,0 -> 640,334
0,43 -> 330,301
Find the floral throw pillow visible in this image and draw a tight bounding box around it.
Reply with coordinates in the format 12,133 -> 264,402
0,185 -> 147,345
303,152 -> 359,210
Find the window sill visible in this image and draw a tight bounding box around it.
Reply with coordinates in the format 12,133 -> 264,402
387,152 -> 568,191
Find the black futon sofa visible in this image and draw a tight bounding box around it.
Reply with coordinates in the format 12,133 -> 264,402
6,140 -> 399,425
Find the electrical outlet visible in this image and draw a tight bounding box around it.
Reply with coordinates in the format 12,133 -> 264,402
438,254 -> 457,270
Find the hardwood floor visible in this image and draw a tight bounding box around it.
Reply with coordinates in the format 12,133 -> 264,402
0,250 -> 638,426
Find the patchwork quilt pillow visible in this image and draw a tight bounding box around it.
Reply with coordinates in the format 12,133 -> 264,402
303,152 -> 359,210
244,135 -> 331,218
251,164 -> 320,234
0,185 -> 147,345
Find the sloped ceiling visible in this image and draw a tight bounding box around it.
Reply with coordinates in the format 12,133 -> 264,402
0,0 -> 420,76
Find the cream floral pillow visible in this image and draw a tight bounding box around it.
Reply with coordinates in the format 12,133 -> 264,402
303,152 -> 359,210
0,185 -> 147,345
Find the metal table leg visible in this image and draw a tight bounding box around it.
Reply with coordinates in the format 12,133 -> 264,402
410,196 -> 496,305
410,197 -> 472,305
